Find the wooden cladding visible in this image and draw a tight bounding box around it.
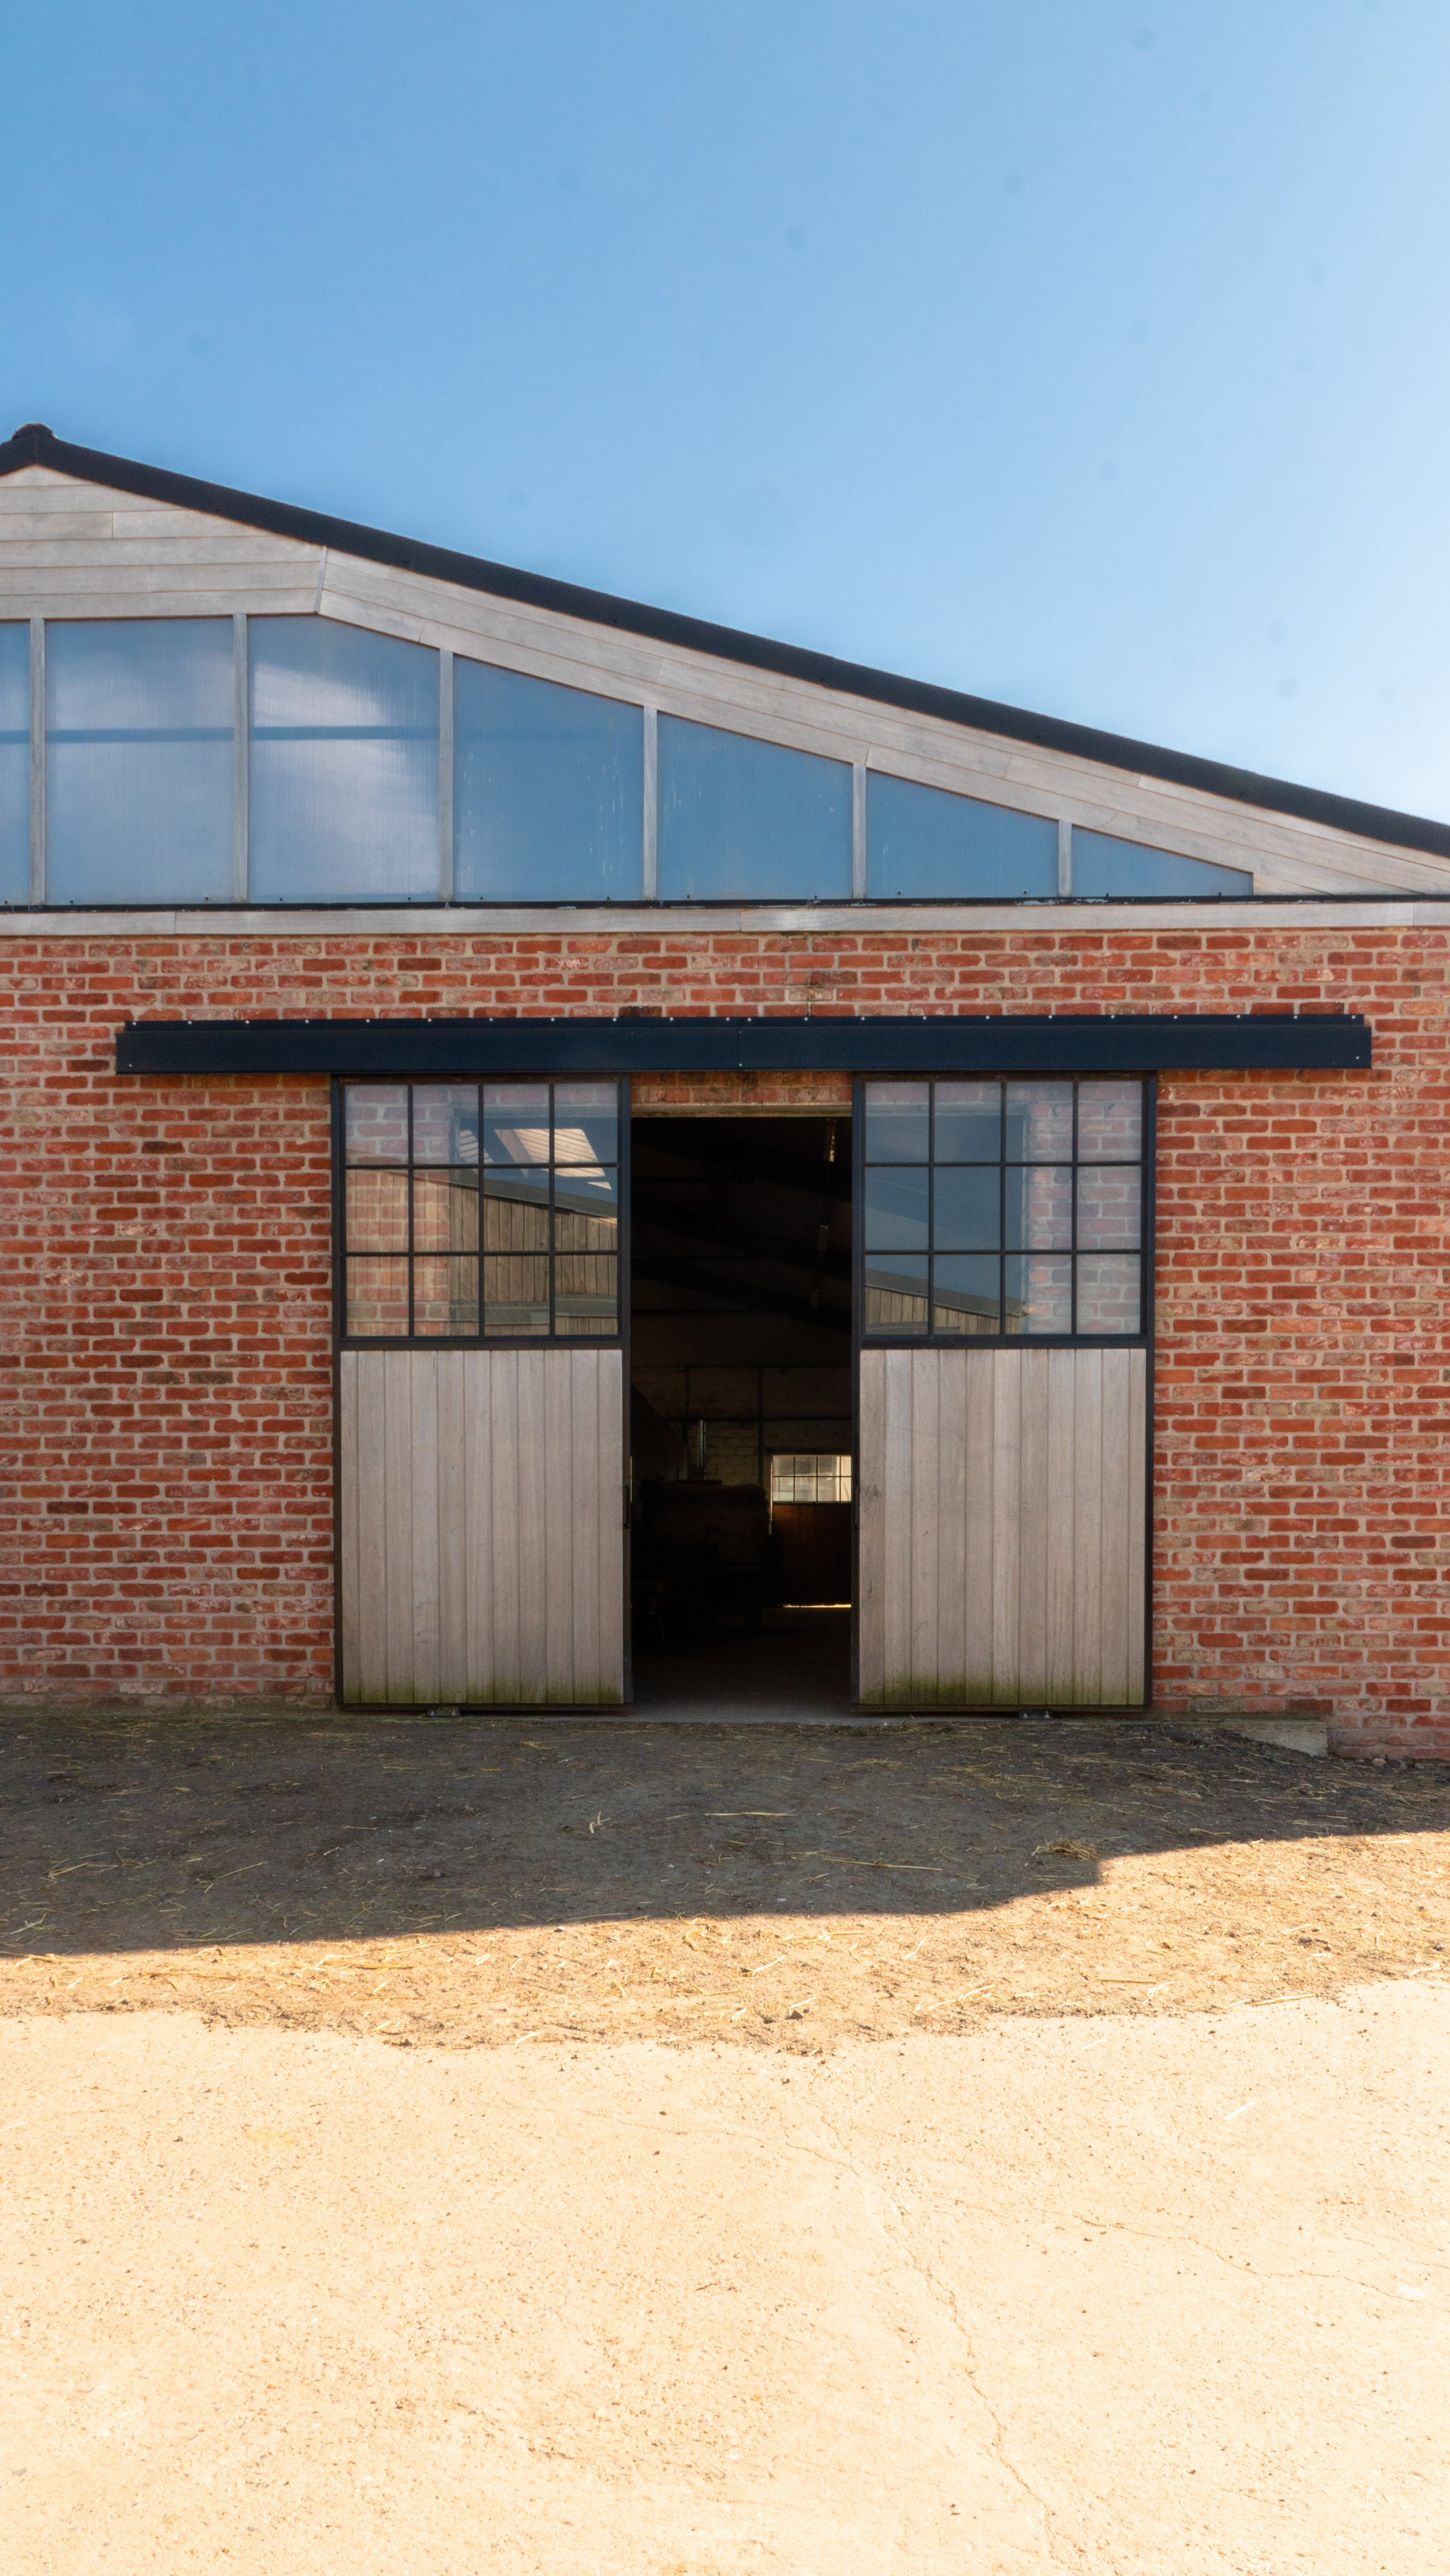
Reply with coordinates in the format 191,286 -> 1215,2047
857,1345 -> 1147,1708
338,1346 -> 624,1707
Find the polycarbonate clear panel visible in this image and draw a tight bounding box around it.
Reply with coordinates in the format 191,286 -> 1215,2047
0,624 -> 29,904
1073,829 -> 1252,900
657,715 -> 851,900
249,619 -> 439,902
868,772 -> 1057,899
454,661 -> 642,901
46,620 -> 233,904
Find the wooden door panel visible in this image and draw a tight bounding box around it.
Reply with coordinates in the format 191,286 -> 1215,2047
857,1346 -> 1147,1707
339,1347 -> 624,1706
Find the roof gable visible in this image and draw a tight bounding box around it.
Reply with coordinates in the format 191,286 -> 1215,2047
3,420 -> 1448,894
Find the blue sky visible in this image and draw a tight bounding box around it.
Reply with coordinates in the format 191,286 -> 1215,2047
5,2 -> 1447,819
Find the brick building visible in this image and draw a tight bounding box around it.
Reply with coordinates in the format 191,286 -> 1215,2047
2,424 -> 1447,1756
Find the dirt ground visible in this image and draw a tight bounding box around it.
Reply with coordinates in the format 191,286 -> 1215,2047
2,1707 -> 1447,2041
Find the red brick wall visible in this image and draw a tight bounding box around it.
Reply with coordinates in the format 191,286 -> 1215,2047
2,921 -> 1445,1754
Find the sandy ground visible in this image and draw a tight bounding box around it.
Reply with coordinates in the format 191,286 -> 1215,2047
3,1991 -> 1449,2575
4,1700 -> 1449,2568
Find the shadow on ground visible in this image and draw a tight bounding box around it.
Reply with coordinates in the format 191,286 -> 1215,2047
3,1692 -> 1448,1961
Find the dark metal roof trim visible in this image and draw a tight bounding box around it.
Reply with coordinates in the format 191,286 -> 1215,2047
4,421 -> 1445,864
115,1014 -> 1371,1078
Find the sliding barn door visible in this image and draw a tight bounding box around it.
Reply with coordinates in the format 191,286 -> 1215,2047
857,1346 -> 1147,1709
338,1346 -> 625,1707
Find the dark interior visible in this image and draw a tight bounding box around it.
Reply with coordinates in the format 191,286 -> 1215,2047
629,1113 -> 853,1710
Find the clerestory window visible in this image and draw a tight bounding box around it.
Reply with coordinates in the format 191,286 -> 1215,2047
1,611 -> 1256,910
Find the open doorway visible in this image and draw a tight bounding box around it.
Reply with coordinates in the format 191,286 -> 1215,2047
629,1113 -> 853,1716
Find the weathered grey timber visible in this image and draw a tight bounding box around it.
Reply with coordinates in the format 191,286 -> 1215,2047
857,1346 -> 1147,1707
338,1347 -> 625,1707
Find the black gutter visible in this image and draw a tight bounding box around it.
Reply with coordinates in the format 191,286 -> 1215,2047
5,421 -> 1447,866
115,1014 -> 1371,1079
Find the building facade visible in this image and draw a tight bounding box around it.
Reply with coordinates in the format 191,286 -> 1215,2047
2,423 -> 1447,1756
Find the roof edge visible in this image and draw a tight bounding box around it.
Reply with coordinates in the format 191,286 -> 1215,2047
5,421 -> 1448,864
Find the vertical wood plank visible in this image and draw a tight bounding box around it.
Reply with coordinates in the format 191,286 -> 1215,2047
881,1352 -> 915,1704
517,1352 -> 548,1701
564,1356 -> 583,1702
354,1356 -> 389,1704
934,1352 -> 968,1704
1098,1350 -> 1133,1703
1126,1349 -> 1148,1705
543,1348 -> 575,1700
857,1349 -> 886,1702
490,1354 -> 522,1701
1044,1347 -> 1077,1705
1070,1349 -> 1105,1708
338,1354 -> 360,1703
568,1352 -> 600,1704
596,1350 -> 625,1704
464,1350 -> 493,1702
1016,1354 -> 1050,1704
962,1352 -> 996,1700
409,1352 -> 442,1707
990,1353 -> 1022,1703
909,1350 -> 940,1703
436,1349 -> 468,1701
382,1351 -> 415,1705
